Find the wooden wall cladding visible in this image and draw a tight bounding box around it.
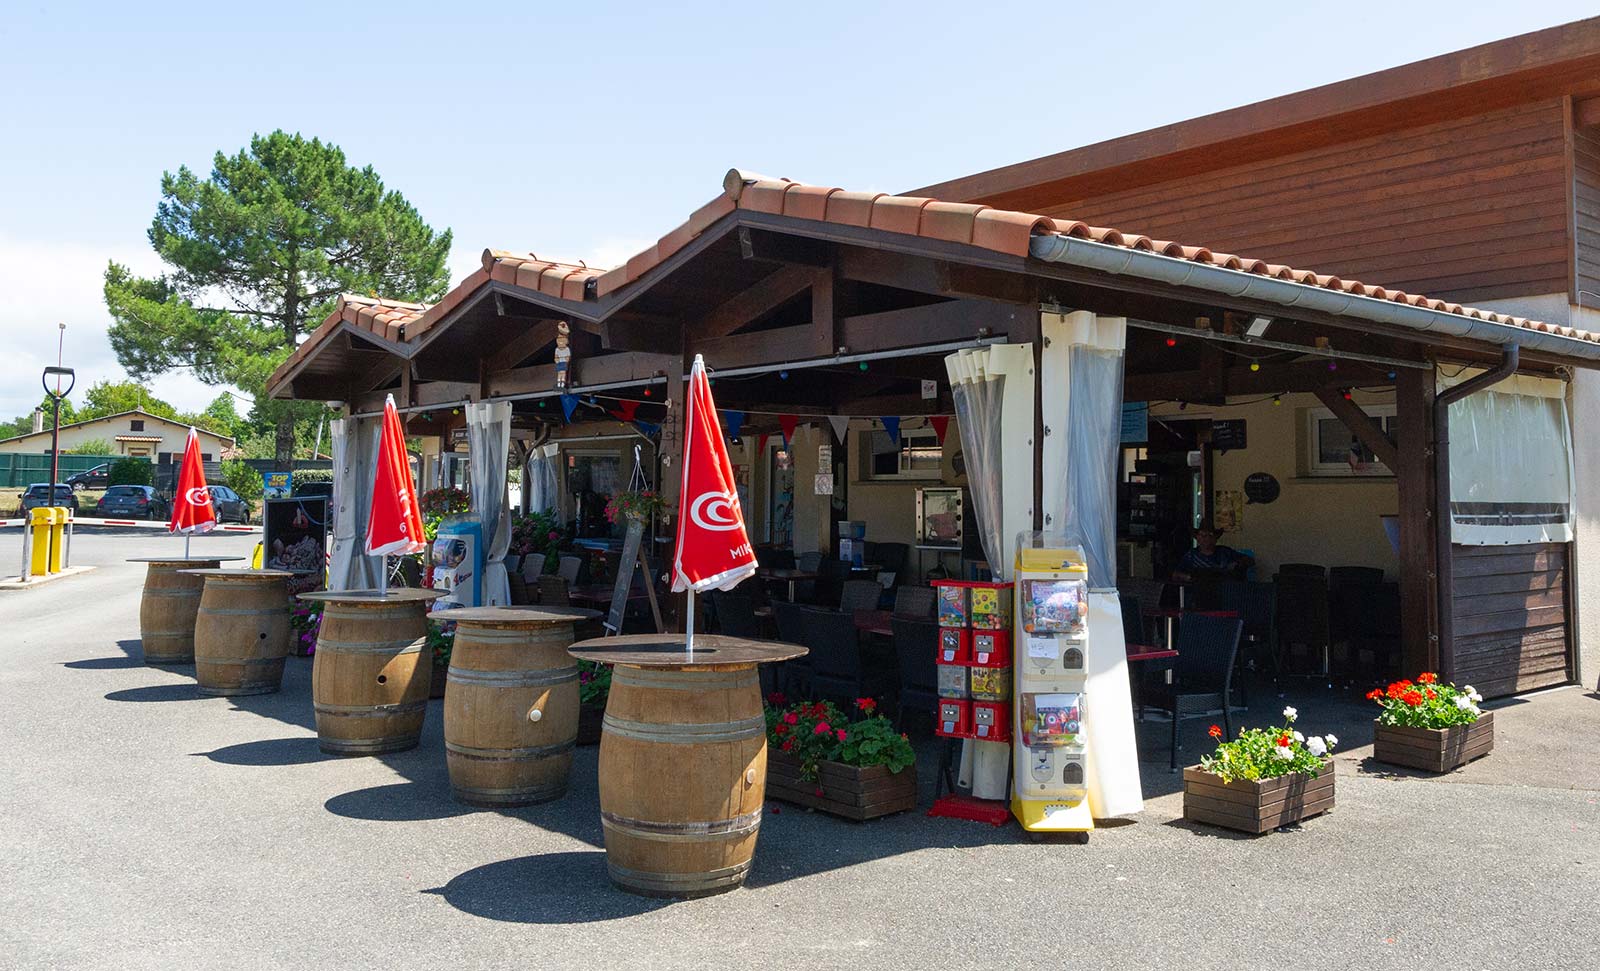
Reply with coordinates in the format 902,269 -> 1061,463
1036,100 -> 1571,305
1573,123 -> 1600,308
1451,542 -> 1573,698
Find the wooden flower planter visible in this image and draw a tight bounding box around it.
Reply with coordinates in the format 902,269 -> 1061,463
767,752 -> 917,821
577,703 -> 605,746
1373,712 -> 1494,773
1183,763 -> 1335,835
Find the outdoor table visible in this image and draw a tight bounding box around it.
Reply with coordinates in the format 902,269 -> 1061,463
853,609 -> 895,637
127,556 -> 246,664
440,606 -> 601,806
569,633 -> 806,898
298,589 -> 446,755
569,583 -> 646,606
756,568 -> 817,602
179,568 -> 296,696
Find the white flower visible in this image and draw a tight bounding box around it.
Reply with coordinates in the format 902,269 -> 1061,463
1282,706 -> 1298,721
1305,736 -> 1327,758
1468,690 -> 1483,703
1292,731 -> 1305,743
1454,695 -> 1474,711
1325,734 -> 1338,748
1274,745 -> 1294,760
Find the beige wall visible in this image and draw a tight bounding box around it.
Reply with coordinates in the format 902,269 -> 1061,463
1149,392 -> 1400,579
0,411 -> 230,459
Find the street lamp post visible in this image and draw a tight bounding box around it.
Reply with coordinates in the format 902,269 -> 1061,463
43,366 -> 75,494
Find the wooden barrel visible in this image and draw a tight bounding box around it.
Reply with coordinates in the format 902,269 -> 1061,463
310,596 -> 434,756
444,612 -> 583,807
598,664 -> 766,897
137,559 -> 219,664
191,571 -> 292,696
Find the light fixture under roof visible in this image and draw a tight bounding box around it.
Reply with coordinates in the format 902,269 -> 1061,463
1245,316 -> 1273,338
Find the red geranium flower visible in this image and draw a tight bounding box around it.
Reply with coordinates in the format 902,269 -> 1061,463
1426,688 -> 1436,700
813,721 -> 832,736
780,739 -> 794,752
1417,672 -> 1437,684
836,729 -> 847,742
1276,734 -> 1291,748
1366,688 -> 1384,701
1208,725 -> 1223,739
773,722 -> 789,736
782,712 -> 798,726
766,692 -> 787,707
1402,690 -> 1424,707
855,697 -> 877,714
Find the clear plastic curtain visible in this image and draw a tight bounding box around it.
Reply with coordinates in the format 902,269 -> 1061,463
328,416 -> 380,591
946,356 -> 1007,578
526,443 -> 559,513
467,401 -> 513,605
1051,314 -> 1127,588
1442,371 -> 1574,545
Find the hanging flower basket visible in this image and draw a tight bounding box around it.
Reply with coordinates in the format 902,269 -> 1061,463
605,490 -> 665,525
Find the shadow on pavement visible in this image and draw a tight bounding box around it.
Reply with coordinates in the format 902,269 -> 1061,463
197,737 -> 333,767
326,781 -> 479,822
105,684 -> 207,703
423,850 -> 668,923
64,656 -> 145,670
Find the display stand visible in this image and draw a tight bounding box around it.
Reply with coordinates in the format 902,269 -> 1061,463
1011,538 -> 1094,839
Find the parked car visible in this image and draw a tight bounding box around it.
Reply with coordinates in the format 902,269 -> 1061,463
95,485 -> 167,520
20,483 -> 78,515
65,464 -> 110,491
207,485 -> 252,524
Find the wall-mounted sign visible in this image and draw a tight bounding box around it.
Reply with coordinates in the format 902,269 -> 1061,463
814,473 -> 834,496
1120,402 -> 1148,443
921,379 -> 938,400
1212,419 -> 1247,451
262,471 -> 292,500
818,443 -> 832,467
1244,472 -> 1280,504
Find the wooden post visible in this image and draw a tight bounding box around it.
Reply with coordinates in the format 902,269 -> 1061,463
1394,369 -> 1439,674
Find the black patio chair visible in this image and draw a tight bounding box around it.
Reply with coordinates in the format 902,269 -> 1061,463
798,606 -> 887,706
1328,566 -> 1385,589
1146,614 -> 1242,771
1277,563 -> 1326,578
711,590 -> 761,638
891,617 -> 939,730
812,559 -> 851,607
1218,580 -> 1278,702
773,600 -> 814,699
840,579 -> 882,613
1274,573 -> 1330,676
871,542 -> 909,582
892,585 -> 936,619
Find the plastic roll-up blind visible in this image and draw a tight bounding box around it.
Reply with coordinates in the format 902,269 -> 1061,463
1440,370 -> 1574,546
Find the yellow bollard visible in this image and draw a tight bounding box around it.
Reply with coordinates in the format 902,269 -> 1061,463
47,506 -> 67,573
28,507 -> 53,576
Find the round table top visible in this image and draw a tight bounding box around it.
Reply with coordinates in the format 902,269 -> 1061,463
297,588 -> 447,604
569,633 -> 807,667
178,568 -> 297,580
441,605 -> 601,627
128,556 -> 246,564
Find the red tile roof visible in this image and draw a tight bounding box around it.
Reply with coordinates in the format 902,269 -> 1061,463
273,168 -> 1595,394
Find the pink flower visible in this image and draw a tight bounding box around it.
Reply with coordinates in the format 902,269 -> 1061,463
782,712 -> 798,725
835,729 -> 847,742
547,530 -> 559,541
813,721 -> 831,736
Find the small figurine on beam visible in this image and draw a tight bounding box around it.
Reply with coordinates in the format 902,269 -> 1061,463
554,320 -> 572,390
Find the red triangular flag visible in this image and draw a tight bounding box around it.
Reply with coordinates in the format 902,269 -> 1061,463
757,433 -> 770,456
168,427 -> 216,535
672,356 -> 757,593
778,414 -> 798,446
611,399 -> 640,423
929,415 -> 950,445
366,394 -> 426,557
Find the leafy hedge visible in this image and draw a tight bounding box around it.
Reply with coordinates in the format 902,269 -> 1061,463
108,457 -> 153,487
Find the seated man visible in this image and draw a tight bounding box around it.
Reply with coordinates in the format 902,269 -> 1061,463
1172,523 -> 1253,581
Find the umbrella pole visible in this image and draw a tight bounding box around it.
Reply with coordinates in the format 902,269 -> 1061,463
184,533 -> 190,559
379,554 -> 388,598
685,588 -> 695,657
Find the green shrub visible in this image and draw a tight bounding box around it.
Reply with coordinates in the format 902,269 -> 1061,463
108,457 -> 152,487
65,439 -> 114,455
221,460 -> 264,502
294,467 -> 335,485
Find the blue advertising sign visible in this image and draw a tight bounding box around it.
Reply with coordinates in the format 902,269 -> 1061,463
262,471 -> 293,500
1120,402 -> 1149,444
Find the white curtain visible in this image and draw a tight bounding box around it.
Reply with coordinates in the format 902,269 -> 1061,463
328,416 -> 380,591
1441,370 -> 1574,546
944,344 -> 1035,581
467,401 -> 513,606
526,442 -> 560,513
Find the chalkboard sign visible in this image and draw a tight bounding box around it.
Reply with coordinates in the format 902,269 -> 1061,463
1244,472 -> 1280,504
1212,419 -> 1247,451
605,518 -> 645,634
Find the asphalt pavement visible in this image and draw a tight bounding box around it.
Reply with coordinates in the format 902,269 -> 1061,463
2,528 -> 1598,970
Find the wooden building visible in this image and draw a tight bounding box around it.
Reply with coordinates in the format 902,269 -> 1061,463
918,17 -> 1600,698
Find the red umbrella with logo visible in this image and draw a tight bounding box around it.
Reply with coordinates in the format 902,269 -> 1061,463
367,393 -> 425,595
672,354 -> 758,652
169,426 -> 217,557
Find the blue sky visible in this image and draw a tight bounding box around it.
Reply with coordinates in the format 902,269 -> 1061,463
1,1 -> 1593,418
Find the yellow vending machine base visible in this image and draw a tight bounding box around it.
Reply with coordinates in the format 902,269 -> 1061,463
1012,795 -> 1094,834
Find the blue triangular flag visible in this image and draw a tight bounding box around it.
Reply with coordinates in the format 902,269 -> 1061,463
560,394 -> 579,422
633,420 -> 660,438
881,416 -> 900,445
724,410 -> 745,441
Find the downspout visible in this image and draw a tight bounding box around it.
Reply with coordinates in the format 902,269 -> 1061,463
1432,344 -> 1519,682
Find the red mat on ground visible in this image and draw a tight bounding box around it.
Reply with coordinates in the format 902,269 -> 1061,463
926,794 -> 1012,826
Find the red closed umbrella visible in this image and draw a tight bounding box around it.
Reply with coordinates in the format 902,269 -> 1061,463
366,394 -> 425,593
169,426 -> 216,556
672,354 -> 757,650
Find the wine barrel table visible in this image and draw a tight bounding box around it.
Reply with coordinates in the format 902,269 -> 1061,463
180,569 -> 296,696
128,556 -> 245,665
299,589 -> 446,756
442,606 -> 601,807
569,634 -> 807,899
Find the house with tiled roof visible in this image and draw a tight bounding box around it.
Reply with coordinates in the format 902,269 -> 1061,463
0,408 -> 234,462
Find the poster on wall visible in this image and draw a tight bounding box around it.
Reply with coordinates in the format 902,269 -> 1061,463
1213,489 -> 1244,532
262,471 -> 292,499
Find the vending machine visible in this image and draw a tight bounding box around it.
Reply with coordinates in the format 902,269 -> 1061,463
1012,535 -> 1093,839
430,516 -> 483,609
